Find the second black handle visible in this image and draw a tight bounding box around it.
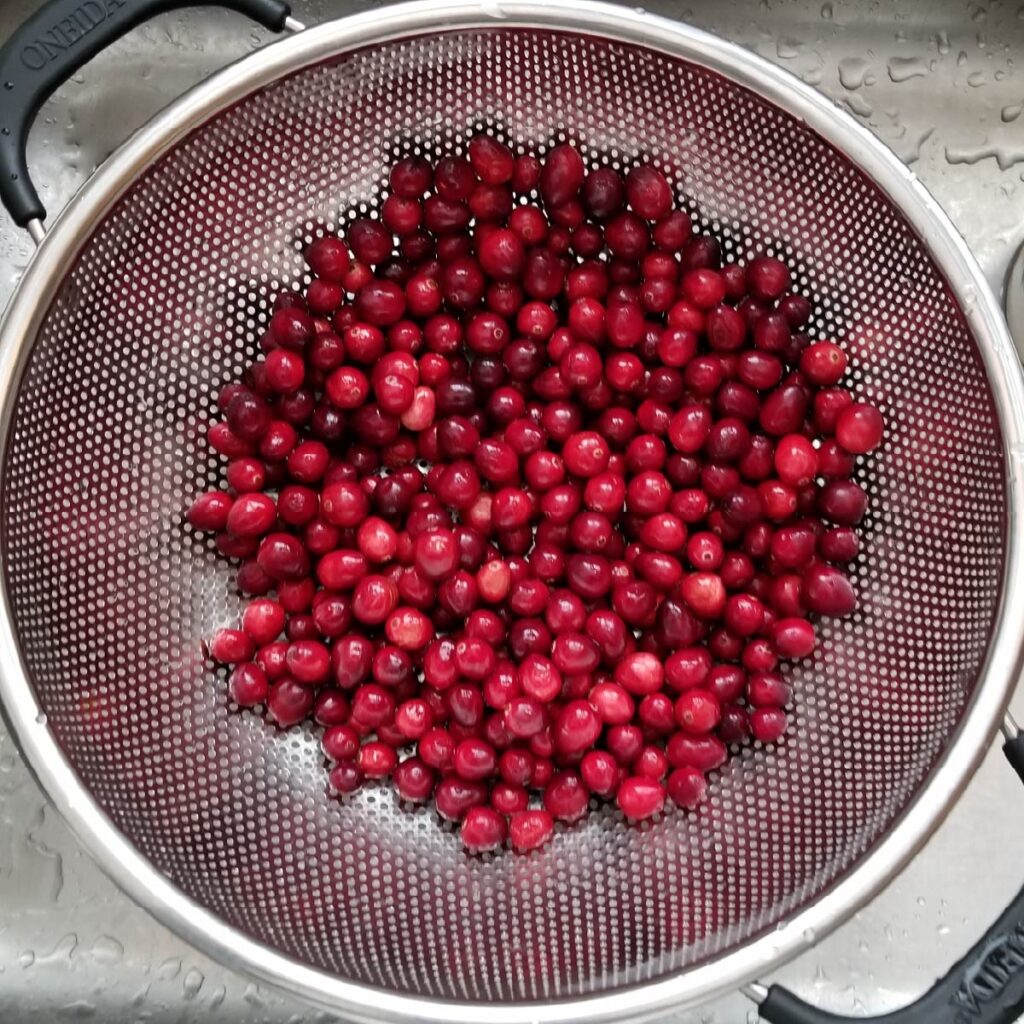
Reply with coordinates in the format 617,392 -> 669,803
759,732 -> 1024,1024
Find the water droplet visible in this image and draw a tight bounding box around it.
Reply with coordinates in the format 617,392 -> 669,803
916,896 -> 927,906
802,927 -> 817,943
838,57 -> 873,90
820,2 -> 833,17
968,70 -> 986,87
243,982 -> 266,1007
1002,103 -> 1021,122
776,37 -> 803,59
888,57 -> 930,82
91,936 -> 123,965
35,713 -> 46,726
157,957 -> 181,980
183,967 -> 204,999
40,934 -> 77,964
843,93 -> 873,118
814,964 -> 830,984
945,144 -> 1024,169
938,923 -> 951,935
208,986 -> 226,1008
958,50 -> 969,65
58,1001 -> 96,1018
19,950 -> 34,968
936,30 -> 951,54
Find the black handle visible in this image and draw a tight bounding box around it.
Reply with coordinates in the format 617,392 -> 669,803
760,732 -> 1024,1024
0,0 -> 292,228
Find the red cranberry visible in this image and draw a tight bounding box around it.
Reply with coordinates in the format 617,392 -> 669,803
674,690 -> 721,734
329,761 -> 363,795
543,771 -> 589,822
267,677 -> 315,727
667,766 -> 706,809
616,776 -> 665,820
508,809 -> 554,852
836,402 -> 885,454
750,707 -> 788,743
461,806 -> 507,852
229,663 -> 268,706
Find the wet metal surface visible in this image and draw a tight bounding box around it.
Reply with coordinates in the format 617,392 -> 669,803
0,0 -> 1023,1020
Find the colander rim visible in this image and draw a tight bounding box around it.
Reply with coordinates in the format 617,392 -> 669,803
0,2 -> 1022,1021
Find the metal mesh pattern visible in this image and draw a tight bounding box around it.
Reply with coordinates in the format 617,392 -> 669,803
0,27 -> 1007,1003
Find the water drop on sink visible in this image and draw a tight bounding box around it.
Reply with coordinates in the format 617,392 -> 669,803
838,57 -> 872,90
936,30 -> 951,55
1003,104 -> 1022,122
182,967 -> 204,999
820,2 -> 833,18
888,57 -> 930,82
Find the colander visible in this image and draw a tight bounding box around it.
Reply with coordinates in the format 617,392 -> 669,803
2,1 -> 1024,1022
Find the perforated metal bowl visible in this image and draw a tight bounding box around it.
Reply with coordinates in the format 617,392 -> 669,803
0,2 -> 1023,1022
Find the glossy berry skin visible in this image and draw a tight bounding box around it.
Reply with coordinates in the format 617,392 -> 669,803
616,776 -> 665,820
667,766 -> 707,809
509,809 -> 555,852
461,806 -> 508,852
836,402 -> 885,455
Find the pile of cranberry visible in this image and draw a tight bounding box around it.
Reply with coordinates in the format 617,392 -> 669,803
187,135 -> 884,854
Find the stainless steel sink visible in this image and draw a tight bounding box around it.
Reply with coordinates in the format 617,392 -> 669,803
0,1 -> 1022,1021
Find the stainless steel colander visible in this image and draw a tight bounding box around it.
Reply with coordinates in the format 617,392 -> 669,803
2,2 -> 1024,1023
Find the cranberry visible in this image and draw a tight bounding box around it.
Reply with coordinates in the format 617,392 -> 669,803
803,563 -> 857,616
836,402 -> 885,454
352,575 -> 399,624
750,707 -> 788,743
508,809 -> 554,852
667,766 -> 707,809
434,777 -> 488,820
257,533 -> 309,581
799,341 -> 847,386
461,806 -> 508,852
616,776 -> 665,820
747,256 -> 791,301
674,690 -> 721,734
667,732 -> 727,772
329,761 -> 363,795
267,677 -> 315,727
773,617 -> 816,658
393,757 -> 435,803
229,663 -> 268,706
819,479 -> 868,525
626,165 -> 672,221
552,699 -> 601,755
543,771 -> 589,822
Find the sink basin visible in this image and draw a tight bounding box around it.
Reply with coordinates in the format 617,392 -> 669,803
0,1 -> 1021,1021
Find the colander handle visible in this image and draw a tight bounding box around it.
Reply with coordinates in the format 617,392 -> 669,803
755,730 -> 1024,1024
0,0 -> 293,232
